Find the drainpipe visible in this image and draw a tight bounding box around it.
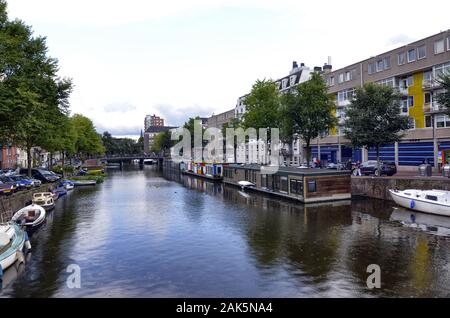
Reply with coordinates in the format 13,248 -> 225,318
433,113 -> 439,171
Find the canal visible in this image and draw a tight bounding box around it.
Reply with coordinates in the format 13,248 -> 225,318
1,166 -> 449,297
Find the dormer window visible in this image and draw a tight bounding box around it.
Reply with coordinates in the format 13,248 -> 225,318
290,75 -> 297,86
282,78 -> 289,89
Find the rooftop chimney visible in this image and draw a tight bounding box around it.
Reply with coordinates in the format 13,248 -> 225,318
314,66 -> 322,73
323,63 -> 332,74
292,61 -> 299,69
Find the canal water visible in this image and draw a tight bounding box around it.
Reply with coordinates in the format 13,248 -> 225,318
1,166 -> 449,297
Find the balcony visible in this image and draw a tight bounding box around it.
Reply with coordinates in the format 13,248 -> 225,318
423,79 -> 443,91
395,86 -> 408,95
424,101 -> 446,113
336,100 -> 351,107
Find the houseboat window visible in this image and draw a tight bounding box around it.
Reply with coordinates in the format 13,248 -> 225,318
245,170 -> 249,181
425,195 -> 438,201
308,180 -> 317,193
280,177 -> 288,193
261,174 -> 267,187
274,176 -> 280,191
290,179 -> 303,195
217,167 -> 222,176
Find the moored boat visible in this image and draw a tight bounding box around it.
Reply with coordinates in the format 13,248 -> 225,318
59,180 -> 75,190
0,222 -> 28,275
32,192 -> 55,211
389,189 -> 450,217
390,207 -> 450,236
11,204 -> 46,230
71,180 -> 97,186
238,181 -> 256,190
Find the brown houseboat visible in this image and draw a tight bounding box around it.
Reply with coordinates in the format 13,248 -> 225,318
223,164 -> 351,203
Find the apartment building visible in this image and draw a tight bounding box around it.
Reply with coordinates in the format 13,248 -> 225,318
144,114 -> 165,131
207,109 -> 235,130
316,30 -> 450,170
235,62 -> 314,165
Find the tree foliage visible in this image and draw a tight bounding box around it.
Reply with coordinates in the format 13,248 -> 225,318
102,131 -> 143,155
70,114 -> 105,158
151,131 -> 174,154
345,83 -> 409,170
281,72 -> 337,164
436,72 -> 450,113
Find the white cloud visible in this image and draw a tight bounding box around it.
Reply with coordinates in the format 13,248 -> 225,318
5,1 -> 450,138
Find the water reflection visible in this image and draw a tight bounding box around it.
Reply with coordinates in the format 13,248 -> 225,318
1,166 -> 449,297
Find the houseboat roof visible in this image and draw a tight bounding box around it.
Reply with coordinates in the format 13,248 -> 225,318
226,164 -> 351,176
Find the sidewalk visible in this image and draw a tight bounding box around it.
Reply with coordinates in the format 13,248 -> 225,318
354,170 -> 450,181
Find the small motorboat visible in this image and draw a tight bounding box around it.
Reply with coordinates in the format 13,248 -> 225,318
71,180 -> 97,187
53,187 -> 67,199
59,180 -> 75,190
238,181 -> 256,191
32,192 -> 55,211
0,222 -> 29,275
11,204 -> 46,230
389,189 -> 450,217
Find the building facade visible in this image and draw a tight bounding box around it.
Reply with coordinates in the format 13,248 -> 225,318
235,61 -> 314,165
144,126 -> 177,154
144,114 -> 165,131
317,30 -> 450,170
207,109 -> 235,130
0,145 -> 17,170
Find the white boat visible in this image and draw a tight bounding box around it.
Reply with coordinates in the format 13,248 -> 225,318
389,189 -> 450,217
32,192 -> 55,211
11,204 -> 46,230
71,180 -> 97,187
0,222 -> 28,274
238,181 -> 256,190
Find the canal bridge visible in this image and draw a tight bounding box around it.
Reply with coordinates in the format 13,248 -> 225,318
100,154 -> 165,166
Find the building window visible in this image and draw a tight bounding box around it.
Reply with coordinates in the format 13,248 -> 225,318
417,45 -> 426,59
368,63 -> 376,74
448,37 -> 450,51
407,49 -> 416,62
424,92 -> 432,105
434,62 -> 450,79
408,117 -> 415,129
436,115 -> 450,128
282,78 -> 289,89
345,71 -> 351,81
377,77 -> 395,87
406,76 -> 413,87
280,177 -> 288,193
290,75 -> 297,86
434,39 -> 445,54
397,52 -> 405,65
408,96 -> 414,107
376,60 -> 383,72
338,73 -> 344,83
383,57 -> 391,70
425,115 -> 433,128
327,76 -> 335,86
401,98 -> 409,114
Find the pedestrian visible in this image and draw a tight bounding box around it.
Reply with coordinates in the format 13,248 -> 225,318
355,161 -> 362,176
346,159 -> 352,171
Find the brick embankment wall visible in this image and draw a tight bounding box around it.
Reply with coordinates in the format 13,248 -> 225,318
0,185 -> 53,222
351,176 -> 450,201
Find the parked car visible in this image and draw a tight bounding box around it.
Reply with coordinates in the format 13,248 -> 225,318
19,168 -> 60,183
0,176 -> 21,190
0,181 -> 15,195
9,175 -> 34,190
359,160 -> 397,176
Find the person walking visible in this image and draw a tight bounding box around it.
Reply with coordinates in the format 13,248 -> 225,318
355,161 -> 362,176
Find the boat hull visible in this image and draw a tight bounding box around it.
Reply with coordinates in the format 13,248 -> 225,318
389,190 -> 450,217
0,224 -> 26,272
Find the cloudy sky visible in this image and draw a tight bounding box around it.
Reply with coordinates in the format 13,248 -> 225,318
6,0 -> 450,138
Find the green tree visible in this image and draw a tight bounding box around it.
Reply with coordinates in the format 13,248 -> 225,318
281,72 -> 337,165
0,0 -> 73,176
71,114 -> 105,159
151,131 -> 174,155
345,83 -> 409,174
436,73 -> 450,112
242,79 -> 281,133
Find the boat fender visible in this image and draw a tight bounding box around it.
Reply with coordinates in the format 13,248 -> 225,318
16,251 -> 25,264
410,200 -> 415,209
24,232 -> 32,251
